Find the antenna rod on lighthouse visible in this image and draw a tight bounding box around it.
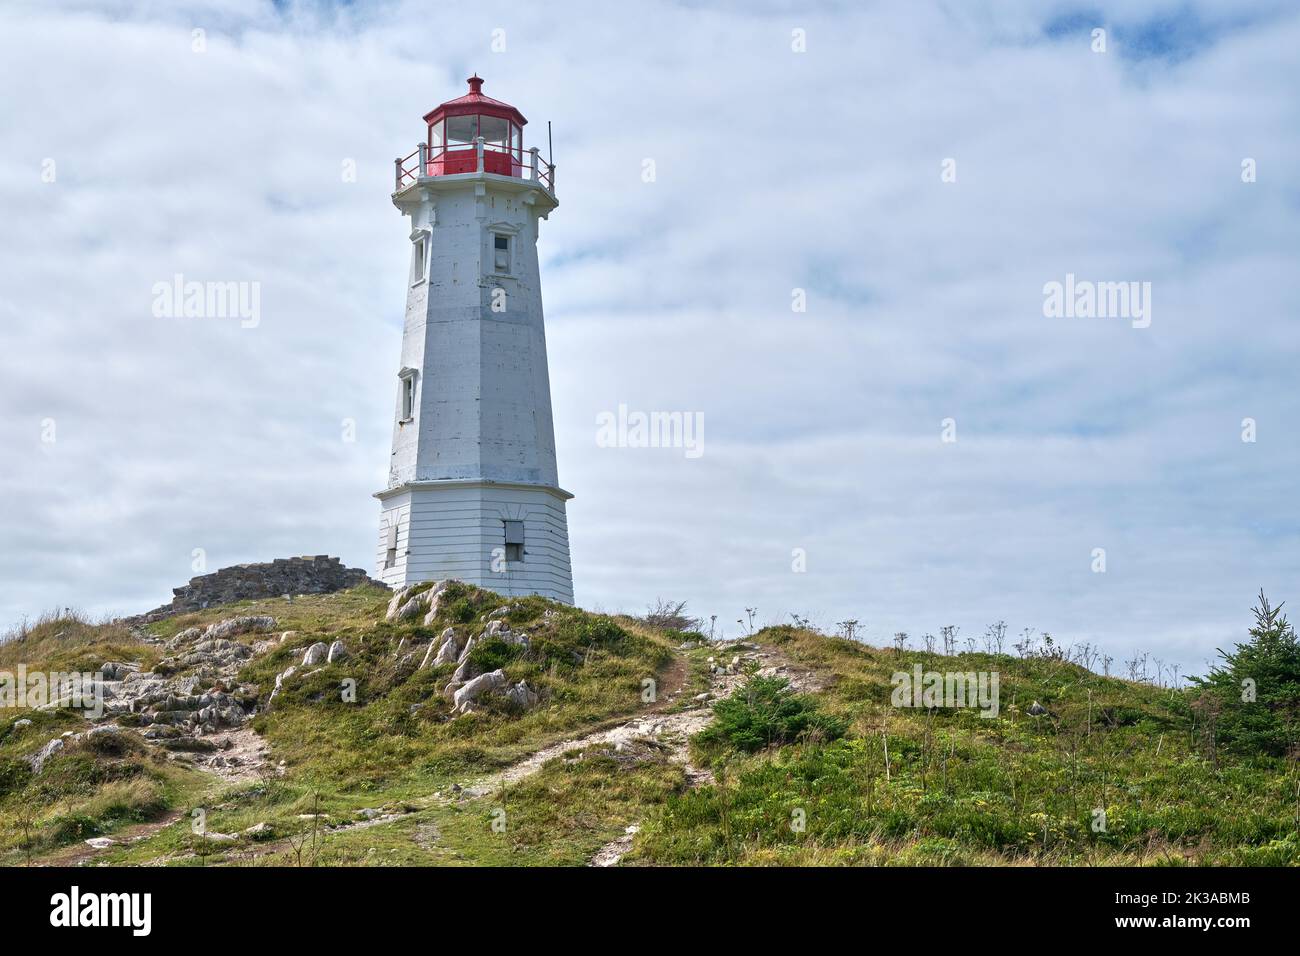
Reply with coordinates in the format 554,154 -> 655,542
548,121 -> 553,166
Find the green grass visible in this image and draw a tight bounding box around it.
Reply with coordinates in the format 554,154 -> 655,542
0,613 -> 162,675
238,584 -> 674,786
6,594 -> 1299,867
280,753 -> 685,867
2,583 -> 680,865
0,712 -> 208,863
631,625 -> 1300,866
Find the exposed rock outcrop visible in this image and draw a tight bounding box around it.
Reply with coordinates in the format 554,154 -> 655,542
452,669 -> 507,714
505,680 -> 539,710
131,556 -> 385,624
302,642 -> 328,666
384,580 -> 450,624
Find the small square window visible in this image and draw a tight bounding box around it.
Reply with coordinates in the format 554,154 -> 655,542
493,234 -> 510,273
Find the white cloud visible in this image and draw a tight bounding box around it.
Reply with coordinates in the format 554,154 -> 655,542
1,0 -> 1297,675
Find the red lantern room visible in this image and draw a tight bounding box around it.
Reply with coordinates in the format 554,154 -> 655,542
395,75 -> 554,193
424,74 -> 524,177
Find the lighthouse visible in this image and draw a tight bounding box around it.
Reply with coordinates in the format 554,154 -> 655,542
375,76 -> 574,604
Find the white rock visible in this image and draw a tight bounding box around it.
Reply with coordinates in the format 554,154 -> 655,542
421,626 -> 458,668
28,738 -> 64,773
505,680 -> 539,710
267,665 -> 297,706
452,669 -> 507,714
205,616 -> 277,641
13,718 -> 32,730
457,635 -> 476,663
448,654 -> 475,690
302,642 -> 328,666
500,630 -> 530,649
387,582 -> 442,623
431,632 -> 462,667
393,596 -> 426,622
420,641 -> 439,669
326,640 -> 348,663
421,582 -> 449,626
99,661 -> 138,681
385,583 -> 422,620
84,837 -> 117,849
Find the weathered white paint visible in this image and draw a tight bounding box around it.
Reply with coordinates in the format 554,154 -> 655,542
375,167 -> 574,604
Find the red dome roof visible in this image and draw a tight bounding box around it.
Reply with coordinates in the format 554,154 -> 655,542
423,75 -> 527,127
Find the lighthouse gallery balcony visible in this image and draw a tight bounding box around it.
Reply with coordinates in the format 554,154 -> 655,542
394,75 -> 555,195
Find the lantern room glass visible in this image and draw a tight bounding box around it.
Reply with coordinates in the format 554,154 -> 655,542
420,107 -> 526,178
478,115 -> 509,149
446,115 -> 477,146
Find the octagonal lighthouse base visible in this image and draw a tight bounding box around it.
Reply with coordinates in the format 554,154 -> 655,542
374,479 -> 574,605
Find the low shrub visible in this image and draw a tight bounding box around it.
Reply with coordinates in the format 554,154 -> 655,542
701,676 -> 846,753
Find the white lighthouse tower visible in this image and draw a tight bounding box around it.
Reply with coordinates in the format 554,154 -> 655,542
375,76 -> 574,604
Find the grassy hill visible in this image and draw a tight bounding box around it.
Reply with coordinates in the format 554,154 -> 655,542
634,627 -> 1299,865
1,585 -> 1297,866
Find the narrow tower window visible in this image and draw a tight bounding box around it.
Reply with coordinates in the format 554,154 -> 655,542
399,368 -> 418,422
493,234 -> 510,274
410,235 -> 427,284
504,519 -> 524,562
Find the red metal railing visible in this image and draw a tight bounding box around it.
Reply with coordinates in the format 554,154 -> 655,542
394,139 -> 555,194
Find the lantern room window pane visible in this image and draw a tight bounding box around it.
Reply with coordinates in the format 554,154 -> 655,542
429,119 -> 443,149
510,124 -> 522,159
479,115 -> 508,148
446,115 -> 477,145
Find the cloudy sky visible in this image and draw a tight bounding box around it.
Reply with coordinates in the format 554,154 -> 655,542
1,0 -> 1297,676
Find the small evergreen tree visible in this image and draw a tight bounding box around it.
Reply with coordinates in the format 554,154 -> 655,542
1191,591 -> 1300,757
